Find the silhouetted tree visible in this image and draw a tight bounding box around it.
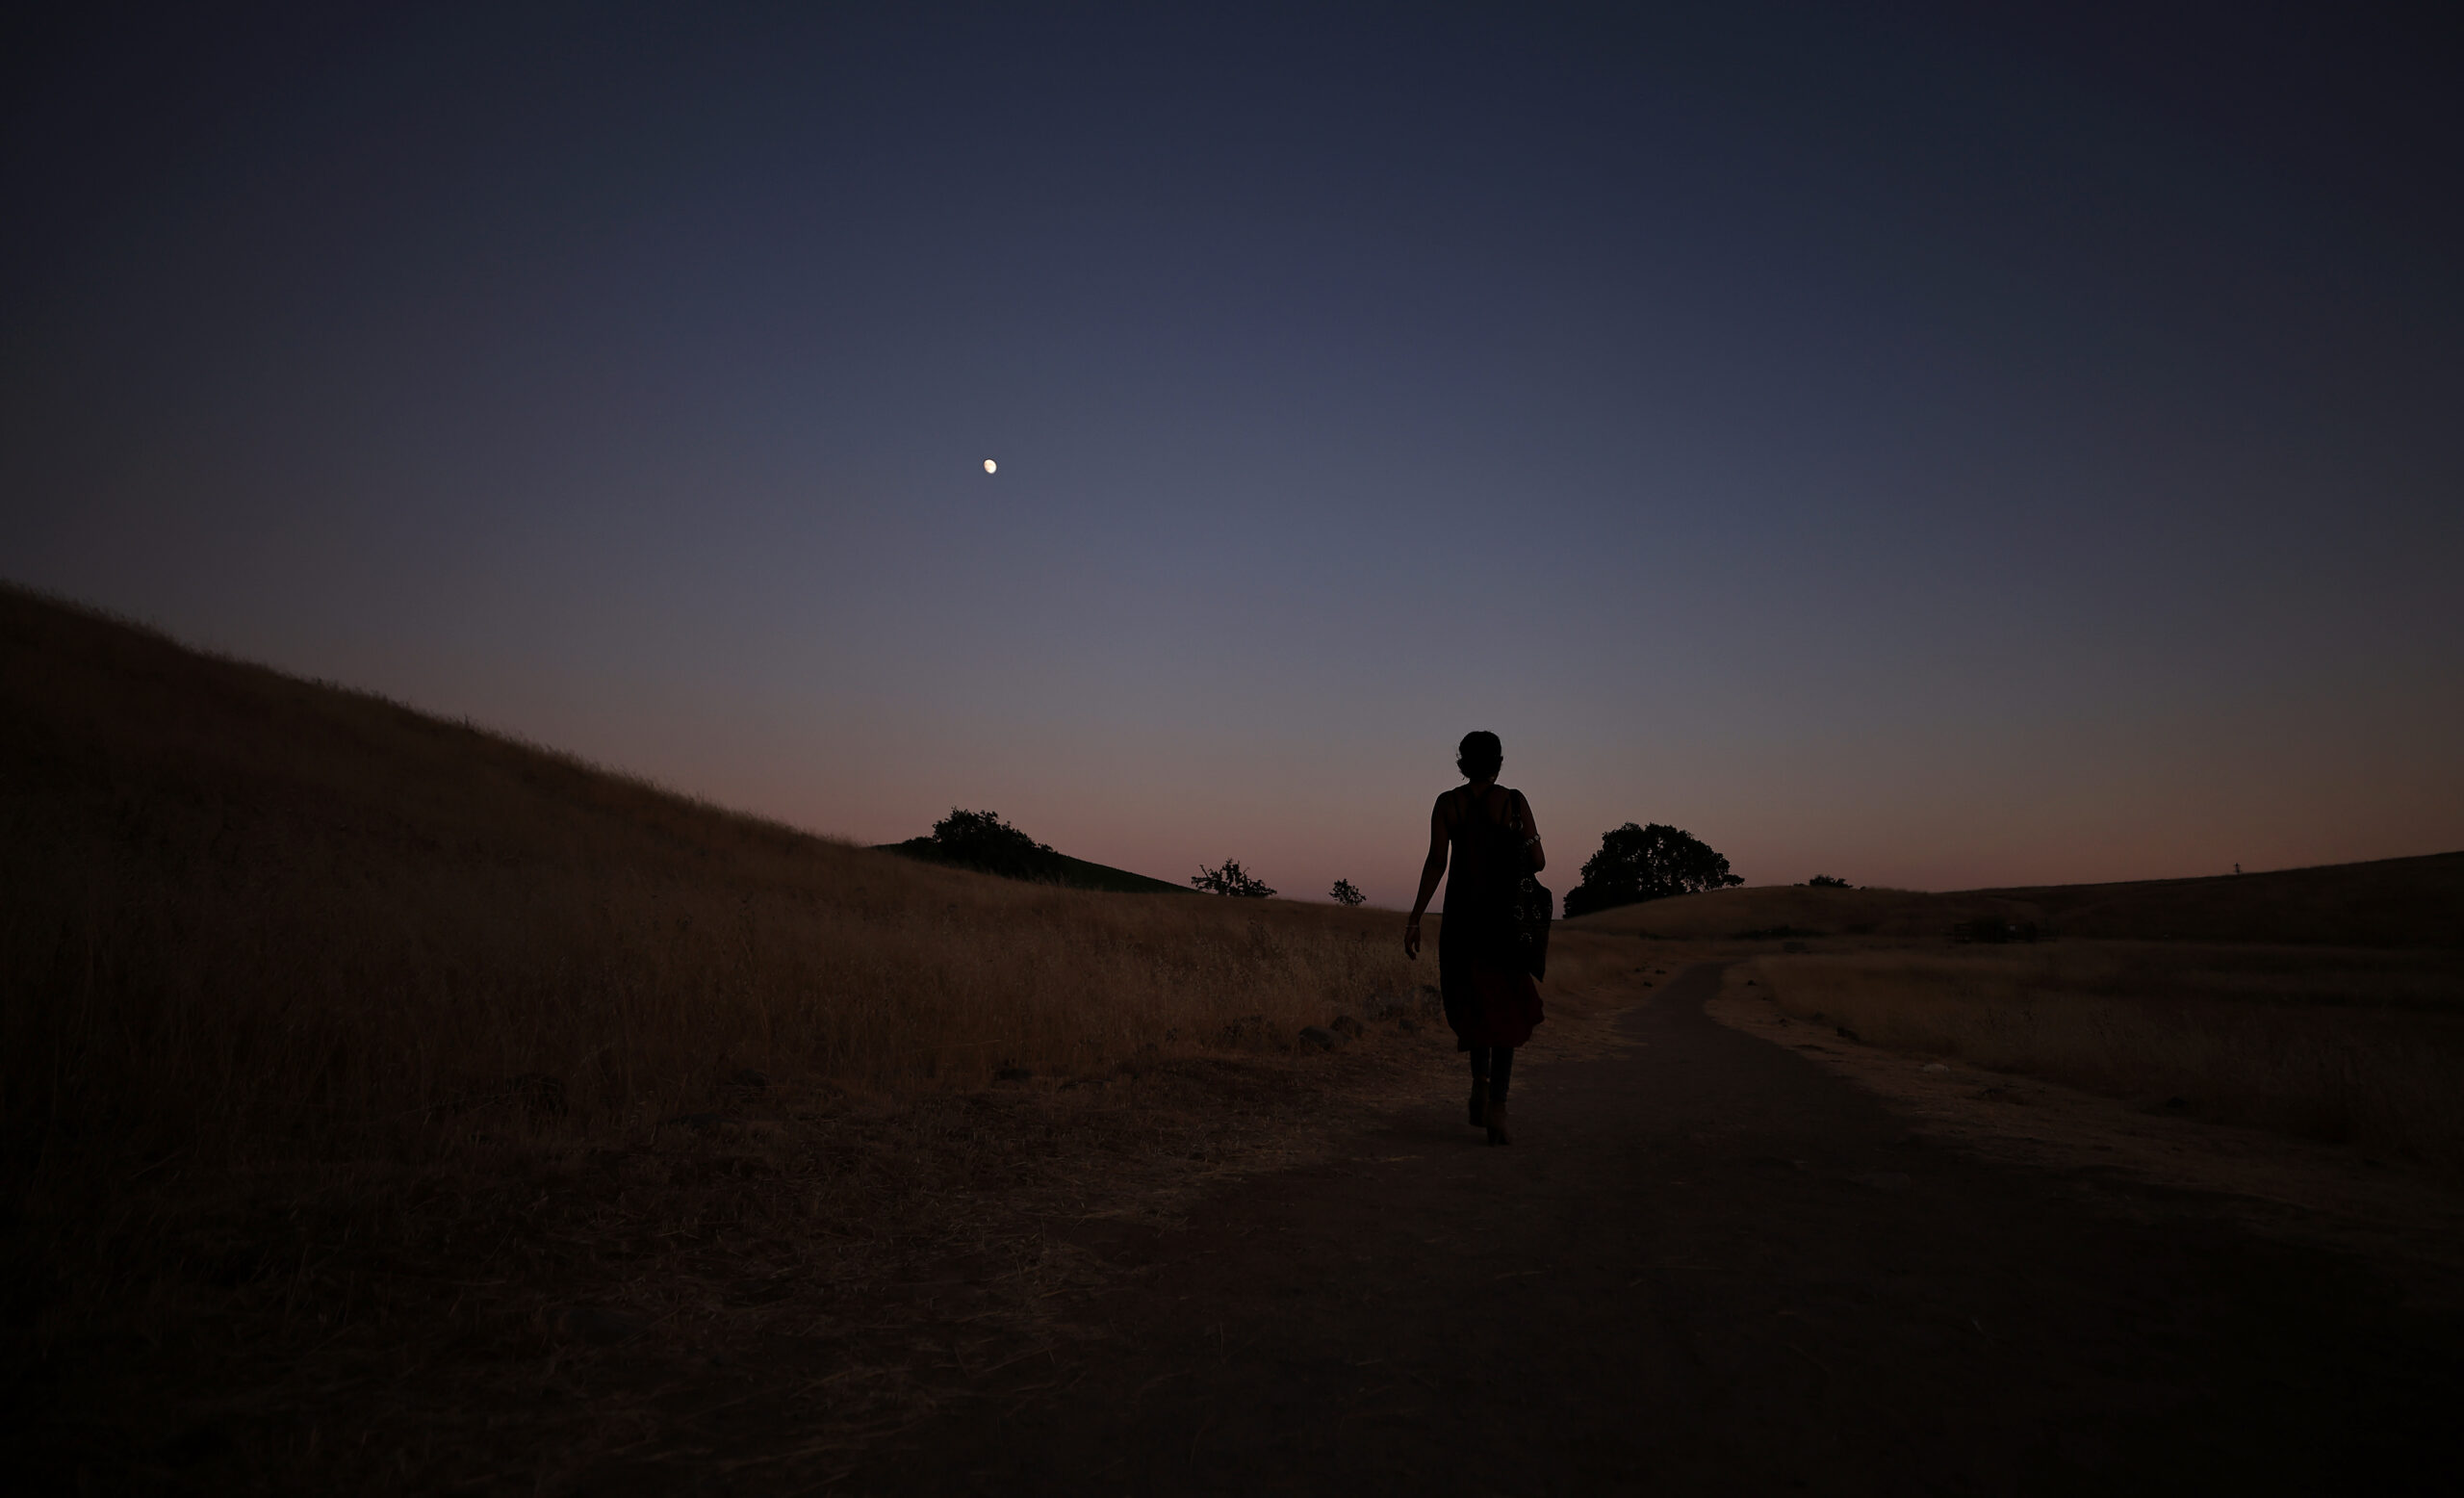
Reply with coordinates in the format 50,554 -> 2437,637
1804,874 -> 1853,889
1562,823 -> 1742,917
1191,860 -> 1275,898
929,809 -> 1060,880
1329,878 -> 1366,907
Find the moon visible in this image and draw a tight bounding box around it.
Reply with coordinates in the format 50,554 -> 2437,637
983,459 -> 997,474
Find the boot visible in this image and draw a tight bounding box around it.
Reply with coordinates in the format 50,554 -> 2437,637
1485,1097 -> 1512,1147
1468,1077 -> 1488,1128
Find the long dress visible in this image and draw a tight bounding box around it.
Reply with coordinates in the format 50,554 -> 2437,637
1437,784 -> 1546,1050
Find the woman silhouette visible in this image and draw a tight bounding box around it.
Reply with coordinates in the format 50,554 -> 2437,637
1404,731 -> 1545,1145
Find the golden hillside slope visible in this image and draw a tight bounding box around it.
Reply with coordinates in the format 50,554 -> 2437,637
0,584 -> 1411,1176
1566,853 -> 2464,948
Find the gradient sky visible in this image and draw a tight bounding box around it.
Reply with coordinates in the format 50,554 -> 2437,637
7,2 -> 2460,905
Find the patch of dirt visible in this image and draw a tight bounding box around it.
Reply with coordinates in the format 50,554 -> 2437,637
12,1004 -> 1473,1494
838,962 -> 2464,1494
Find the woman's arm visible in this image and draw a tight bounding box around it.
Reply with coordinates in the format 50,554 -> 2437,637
1404,796 -> 1450,958
1517,791 -> 1546,874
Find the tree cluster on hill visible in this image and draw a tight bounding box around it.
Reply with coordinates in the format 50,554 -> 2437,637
880,810 -> 1193,893
1191,859 -> 1275,898
896,809 -> 1065,881
1562,822 -> 1742,917
1802,874 -> 1854,889
1329,878 -> 1366,907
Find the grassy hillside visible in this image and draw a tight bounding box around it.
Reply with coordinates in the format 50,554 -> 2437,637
1568,884 -> 2028,943
1731,942 -> 2464,1171
1984,855 -> 2464,946
0,583 -> 1411,1180
1048,850 -> 1200,894
878,837 -> 1196,894
1577,862 -> 2464,1162
1571,852 -> 2464,1171
1568,854 -> 2464,948
0,583 -> 1457,1489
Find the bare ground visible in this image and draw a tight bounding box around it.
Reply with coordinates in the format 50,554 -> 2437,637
830,961 -> 2463,1496
9,1017 -> 1463,1493
26,962 -> 2464,1494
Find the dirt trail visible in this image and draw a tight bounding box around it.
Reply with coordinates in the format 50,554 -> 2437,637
834,963 -> 2461,1495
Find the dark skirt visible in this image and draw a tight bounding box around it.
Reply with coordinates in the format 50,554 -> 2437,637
1438,907 -> 1544,1049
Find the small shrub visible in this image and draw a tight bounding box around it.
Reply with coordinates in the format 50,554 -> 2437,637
1191,860 -> 1275,898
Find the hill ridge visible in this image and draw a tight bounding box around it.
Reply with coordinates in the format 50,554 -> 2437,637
1567,851 -> 2463,948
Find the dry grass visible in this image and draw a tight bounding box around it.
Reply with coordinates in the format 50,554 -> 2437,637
1737,944 -> 2464,1171
0,585 -> 1450,1488
1,586 -> 1416,1174
1564,840 -> 2464,1175
1569,857 -> 2464,949
1566,883 -> 2025,942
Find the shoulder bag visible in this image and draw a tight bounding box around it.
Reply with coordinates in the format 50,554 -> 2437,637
1500,789 -> 1552,981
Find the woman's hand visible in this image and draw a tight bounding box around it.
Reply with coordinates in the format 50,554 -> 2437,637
1404,915 -> 1423,960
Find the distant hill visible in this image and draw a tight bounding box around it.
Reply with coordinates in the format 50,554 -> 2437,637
0,579 -> 1399,1161
876,838 -> 1194,895
1564,852 -> 2464,949
2,581 -> 1416,1485
1977,854 -> 2464,947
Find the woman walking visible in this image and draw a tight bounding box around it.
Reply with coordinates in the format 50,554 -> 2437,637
1404,731 -> 1546,1145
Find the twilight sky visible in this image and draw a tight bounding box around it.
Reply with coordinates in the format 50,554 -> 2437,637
6,2 -> 2459,905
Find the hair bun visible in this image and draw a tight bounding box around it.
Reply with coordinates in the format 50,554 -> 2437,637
1456,729 -> 1503,776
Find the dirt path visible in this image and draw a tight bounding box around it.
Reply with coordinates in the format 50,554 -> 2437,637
838,963 -> 2461,1495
